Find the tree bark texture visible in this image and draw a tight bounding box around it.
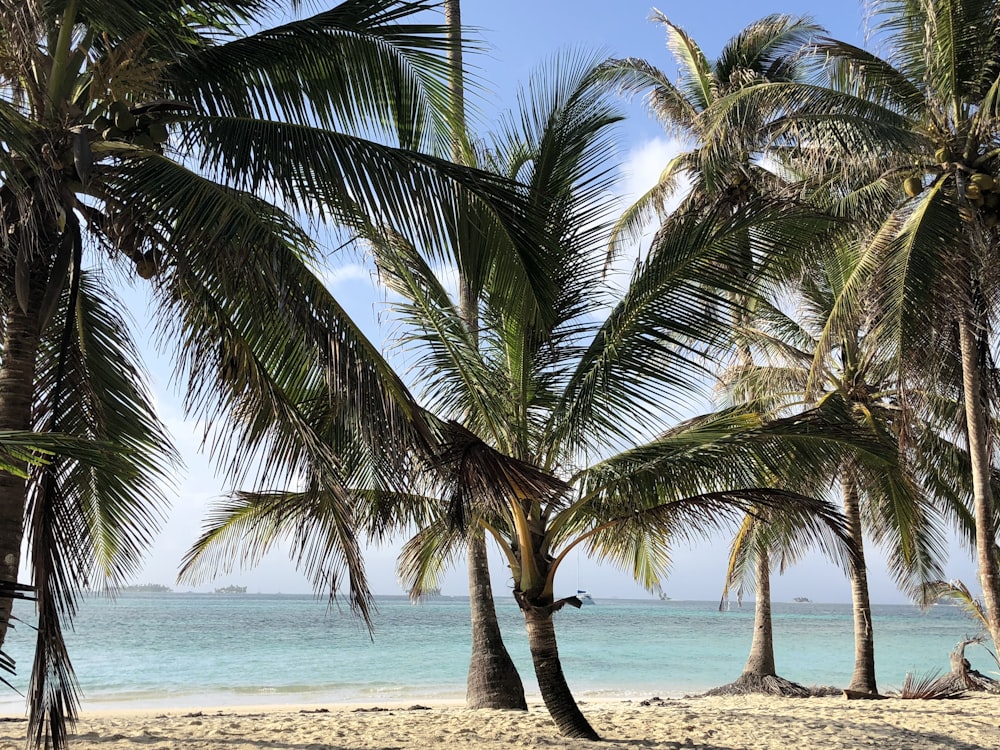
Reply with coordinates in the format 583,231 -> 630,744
522,605 -> 598,740
465,530 -> 526,709
742,550 -> 776,676
842,474 -> 878,694
956,310 -> 1000,648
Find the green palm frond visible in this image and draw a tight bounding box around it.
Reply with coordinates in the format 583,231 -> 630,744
21,269 -> 176,748
597,56 -> 699,135
170,0 -> 454,152
714,15 -> 822,83
920,579 -> 989,631
653,11 -> 714,113
576,488 -> 847,597
368,228 -> 514,447
397,514 -> 465,600
34,274 -> 176,586
180,486 -> 374,621
555,199 -> 830,455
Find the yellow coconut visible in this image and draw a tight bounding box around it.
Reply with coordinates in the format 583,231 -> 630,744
935,146 -> 951,163
971,173 -> 996,191
966,183 -> 983,200
903,177 -> 923,197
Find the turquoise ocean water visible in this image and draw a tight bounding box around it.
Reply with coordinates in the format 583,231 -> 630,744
0,594 -> 986,712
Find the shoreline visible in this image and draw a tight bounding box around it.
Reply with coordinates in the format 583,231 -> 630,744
2,694 -> 997,749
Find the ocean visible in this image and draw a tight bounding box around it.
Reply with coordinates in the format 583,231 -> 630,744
0,594 -> 985,712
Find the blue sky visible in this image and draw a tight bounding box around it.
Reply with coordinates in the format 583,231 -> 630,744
128,1 -> 980,605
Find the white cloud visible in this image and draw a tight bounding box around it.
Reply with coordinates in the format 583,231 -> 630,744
321,262 -> 375,289
603,136 -> 694,290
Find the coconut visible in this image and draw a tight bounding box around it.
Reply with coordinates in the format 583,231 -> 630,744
903,177 -> 923,197
135,259 -> 156,279
147,122 -> 169,145
966,183 -> 983,199
935,146 -> 951,163
971,173 -> 996,191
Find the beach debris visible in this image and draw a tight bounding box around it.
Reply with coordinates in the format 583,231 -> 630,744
352,706 -> 389,713
888,671 -> 967,700
406,705 -> 431,711
639,696 -> 669,707
702,672 -> 810,697
298,708 -> 329,714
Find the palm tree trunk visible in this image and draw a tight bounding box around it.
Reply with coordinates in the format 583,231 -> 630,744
522,604 -> 598,739
842,474 -> 877,694
742,551 -> 775,676
0,285 -> 45,652
466,529 -> 527,709
957,310 -> 1000,646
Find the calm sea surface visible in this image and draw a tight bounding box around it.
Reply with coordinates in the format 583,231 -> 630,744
0,594 -> 984,711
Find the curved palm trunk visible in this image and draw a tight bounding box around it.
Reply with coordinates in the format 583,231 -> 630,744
522,604 -> 598,740
0,285 -> 45,652
842,474 -> 877,694
466,530 -> 526,709
742,552 -> 776,676
957,311 -> 1000,647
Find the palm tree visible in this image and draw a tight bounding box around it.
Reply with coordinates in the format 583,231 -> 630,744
374,58 -> 867,738
443,0 -> 526,711
598,11 -> 822,254
730,0 -> 1000,649
1,1 -> 539,745
600,13 -> 833,698
713,237 -> 954,696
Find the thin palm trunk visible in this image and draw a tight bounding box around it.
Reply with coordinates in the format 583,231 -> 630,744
842,473 -> 877,694
0,281 -> 45,652
466,530 -> 527,709
445,0 -> 526,710
742,551 -> 775,676
522,605 -> 599,740
957,308 -> 1000,646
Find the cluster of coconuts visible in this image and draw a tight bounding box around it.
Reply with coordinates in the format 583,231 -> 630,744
91,101 -> 170,151
903,147 -> 1000,226
86,101 -> 171,279
723,172 -> 753,206
133,249 -> 163,280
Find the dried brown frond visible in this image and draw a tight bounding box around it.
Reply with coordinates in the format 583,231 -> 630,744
890,672 -> 967,700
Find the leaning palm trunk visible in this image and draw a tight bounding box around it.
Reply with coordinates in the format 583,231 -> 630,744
466,530 -> 526,709
521,604 -> 599,740
842,474 -> 877,694
0,274 -> 46,652
957,310 -> 1000,647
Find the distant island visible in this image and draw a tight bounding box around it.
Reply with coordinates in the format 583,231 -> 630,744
122,583 -> 172,593
792,597 -> 812,603
215,585 -> 247,594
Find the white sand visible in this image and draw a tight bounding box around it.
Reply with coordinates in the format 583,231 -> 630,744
2,694 -> 998,749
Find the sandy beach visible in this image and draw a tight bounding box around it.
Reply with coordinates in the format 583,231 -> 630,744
1,695 -> 997,750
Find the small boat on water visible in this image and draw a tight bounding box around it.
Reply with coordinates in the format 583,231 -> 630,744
576,589 -> 595,605
792,596 -> 812,603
